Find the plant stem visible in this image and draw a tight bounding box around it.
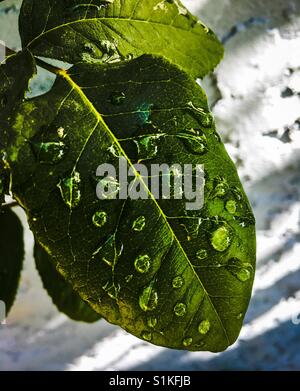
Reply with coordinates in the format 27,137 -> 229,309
4,46 -> 63,75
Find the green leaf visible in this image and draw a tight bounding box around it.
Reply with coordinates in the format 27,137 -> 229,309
7,55 -> 255,352
19,0 -> 223,79
0,49 -> 36,190
0,50 -> 36,122
34,242 -> 101,322
0,209 -> 24,315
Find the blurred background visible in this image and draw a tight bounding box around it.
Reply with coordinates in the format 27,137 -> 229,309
0,0 -> 299,370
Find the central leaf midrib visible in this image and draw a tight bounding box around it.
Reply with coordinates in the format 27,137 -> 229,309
27,16 -> 206,50
58,69 -> 230,346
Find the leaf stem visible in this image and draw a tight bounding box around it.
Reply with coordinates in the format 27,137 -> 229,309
4,46 -> 63,75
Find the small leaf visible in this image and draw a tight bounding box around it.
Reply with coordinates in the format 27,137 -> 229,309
7,55 -> 255,352
34,242 -> 101,323
0,50 -> 36,186
0,209 -> 24,315
0,50 -> 36,121
19,0 -> 223,78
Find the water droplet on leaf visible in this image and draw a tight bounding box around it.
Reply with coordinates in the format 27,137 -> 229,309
93,235 -> 117,267
183,337 -> 193,347
211,225 -> 233,252
187,101 -> 213,127
172,276 -> 184,289
226,199 -> 237,214
98,176 -> 120,199
212,176 -> 229,198
139,280 -> 158,312
134,135 -> 160,161
31,141 -> 68,164
132,215 -> 146,232
57,127 -> 66,139
92,210 -> 107,228
177,132 -> 208,155
226,258 -> 253,282
134,254 -> 151,274
141,331 -> 152,341
198,320 -> 210,335
196,249 -> 208,260
147,316 -> 158,328
174,302 -> 187,317
57,171 -> 81,209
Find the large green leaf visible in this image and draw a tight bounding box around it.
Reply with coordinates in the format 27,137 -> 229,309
19,0 -> 223,79
0,209 -> 24,315
7,55 -> 255,352
34,242 -> 101,322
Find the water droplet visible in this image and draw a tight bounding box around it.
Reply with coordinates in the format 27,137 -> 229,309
226,199 -> 237,214
139,280 -> 158,312
236,312 -> 243,320
132,215 -> 146,232
211,224 -> 233,252
57,127 -> 66,139
147,316 -> 158,328
177,132 -> 208,155
137,102 -> 153,124
57,171 -> 81,209
187,101 -> 213,127
141,331 -> 152,341
196,249 -> 208,260
237,268 -> 251,281
212,176 -> 229,198
174,302 -> 187,317
226,258 -> 253,282
31,141 -> 68,164
102,279 -> 119,300
183,337 -> 193,347
172,276 -> 184,289
97,176 -> 120,199
198,320 -> 210,335
134,254 -> 151,274
93,235 -> 117,267
125,274 -> 133,283
134,135 -> 159,161
110,92 -> 126,105
92,211 -> 107,228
